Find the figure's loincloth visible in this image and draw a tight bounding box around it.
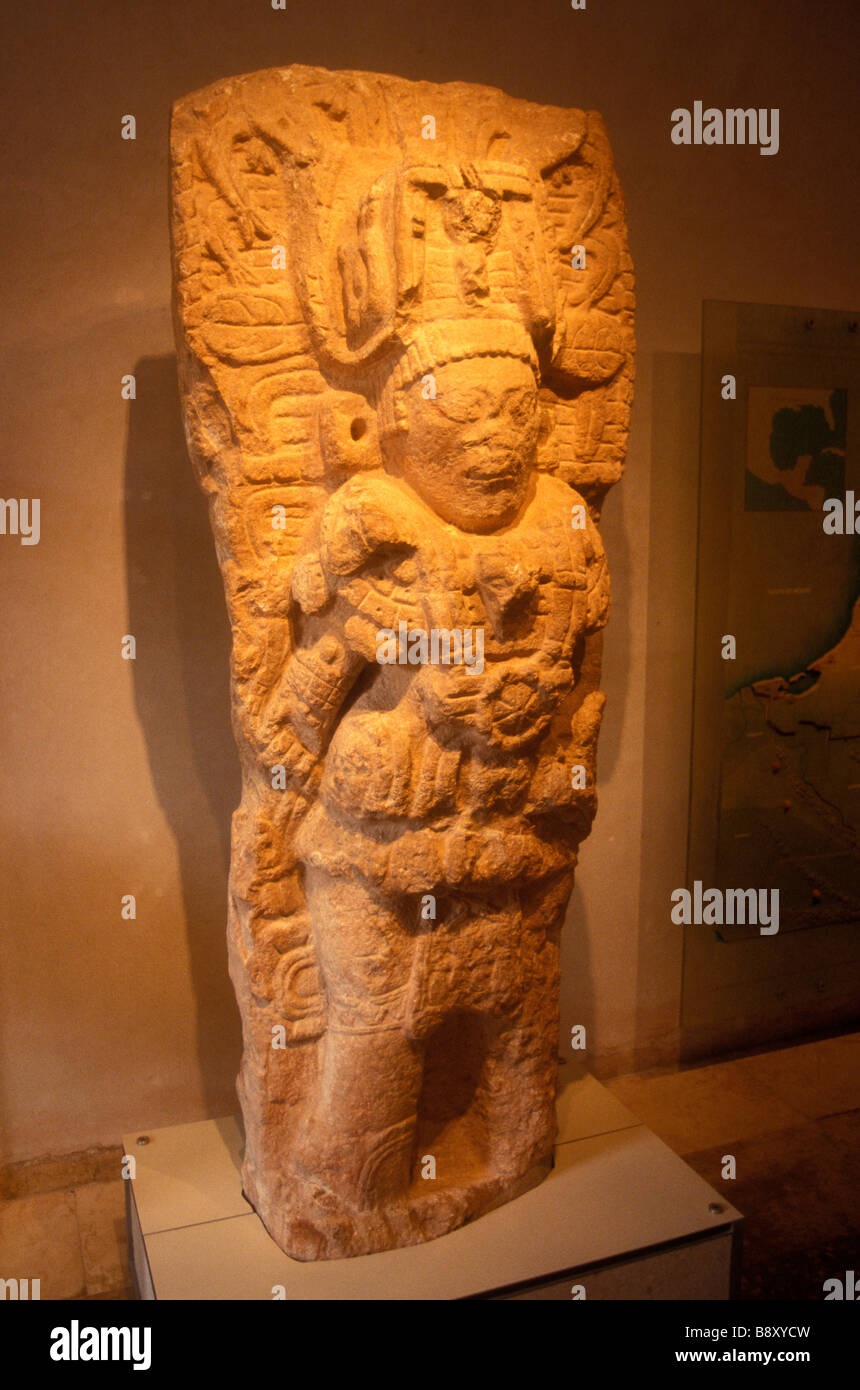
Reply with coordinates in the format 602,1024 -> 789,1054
302,842 -> 563,1039
400,902 -> 559,1041
295,799 -> 575,895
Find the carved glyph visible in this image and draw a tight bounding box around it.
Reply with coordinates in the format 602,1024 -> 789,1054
170,65 -> 634,1260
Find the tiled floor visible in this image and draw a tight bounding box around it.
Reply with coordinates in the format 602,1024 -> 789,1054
1,1029 -> 857,1300
0,1147 -> 130,1300
604,1031 -> 860,1300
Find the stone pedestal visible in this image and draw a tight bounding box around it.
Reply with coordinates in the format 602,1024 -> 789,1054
125,1066 -> 741,1300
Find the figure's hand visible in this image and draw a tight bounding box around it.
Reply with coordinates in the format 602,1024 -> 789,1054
526,690 -> 605,831
569,690 -> 606,753
267,726 -> 318,798
247,698 -> 318,798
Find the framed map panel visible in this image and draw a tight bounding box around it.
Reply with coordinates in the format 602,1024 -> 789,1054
683,301 -> 860,1057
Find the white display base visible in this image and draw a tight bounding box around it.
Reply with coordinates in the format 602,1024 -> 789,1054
124,1065 -> 742,1300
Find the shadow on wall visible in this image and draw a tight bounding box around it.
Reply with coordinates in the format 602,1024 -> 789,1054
558,880 -> 594,1069
125,355 -> 242,1115
593,478 -> 632,783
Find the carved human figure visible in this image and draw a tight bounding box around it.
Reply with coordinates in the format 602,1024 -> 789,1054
250,324 -> 609,1256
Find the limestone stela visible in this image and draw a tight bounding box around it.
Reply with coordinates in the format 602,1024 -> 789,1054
170,65 -> 635,1260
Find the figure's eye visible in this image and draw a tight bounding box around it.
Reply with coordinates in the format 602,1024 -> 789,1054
435,390 -> 487,424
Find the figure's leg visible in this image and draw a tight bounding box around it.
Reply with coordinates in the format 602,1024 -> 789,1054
293,868 -> 424,1210
479,1015 -> 558,1181
479,876 -> 570,1179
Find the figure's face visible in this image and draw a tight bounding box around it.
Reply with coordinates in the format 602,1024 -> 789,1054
385,356 -> 539,532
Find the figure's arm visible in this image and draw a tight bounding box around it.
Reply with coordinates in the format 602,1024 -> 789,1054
526,689 -> 605,836
528,491 -> 609,831
260,621 -> 365,759
251,475 -> 424,780
244,531 -> 365,790
249,572 -> 367,797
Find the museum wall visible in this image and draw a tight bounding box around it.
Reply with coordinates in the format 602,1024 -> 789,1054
2,0 -> 857,1163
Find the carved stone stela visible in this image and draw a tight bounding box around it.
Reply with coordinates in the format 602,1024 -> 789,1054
170,65 -> 634,1261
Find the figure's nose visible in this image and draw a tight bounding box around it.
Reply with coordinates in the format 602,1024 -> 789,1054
465,413 -> 524,445
463,423 -> 501,449
465,265 -> 489,298
457,246 -> 490,299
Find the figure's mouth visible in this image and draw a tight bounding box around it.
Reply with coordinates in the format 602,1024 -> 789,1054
462,455 -> 518,483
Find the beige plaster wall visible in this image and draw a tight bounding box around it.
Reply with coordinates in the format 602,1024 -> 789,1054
2,0 -> 857,1161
